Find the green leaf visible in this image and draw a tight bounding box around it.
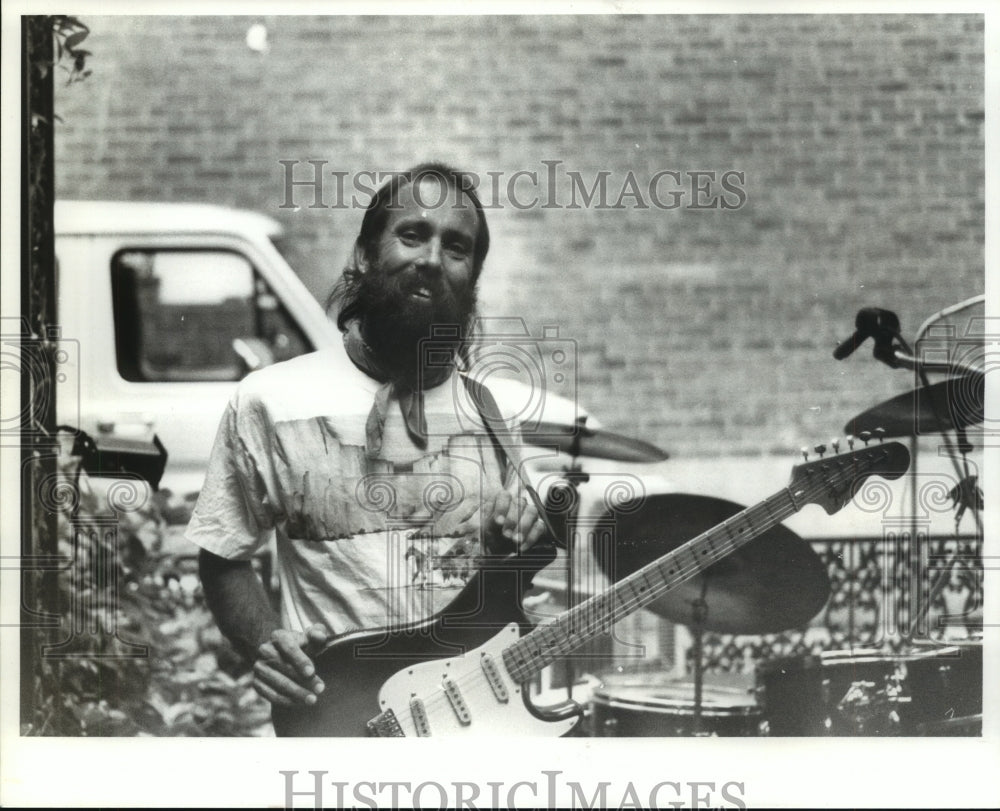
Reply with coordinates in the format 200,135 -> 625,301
63,31 -> 89,51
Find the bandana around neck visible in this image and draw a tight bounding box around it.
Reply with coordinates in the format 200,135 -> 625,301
342,319 -> 455,457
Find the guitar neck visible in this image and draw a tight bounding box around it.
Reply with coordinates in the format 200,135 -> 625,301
502,484 -> 809,684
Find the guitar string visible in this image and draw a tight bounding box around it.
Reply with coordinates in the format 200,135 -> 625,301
386,451 -> 888,728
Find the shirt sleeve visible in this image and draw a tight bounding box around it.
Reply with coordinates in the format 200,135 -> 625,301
185,391 -> 279,561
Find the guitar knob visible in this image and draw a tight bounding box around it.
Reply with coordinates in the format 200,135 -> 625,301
846,434 -> 855,450
859,431 -> 872,446
831,438 -> 840,453
814,444 -> 827,458
801,447 -> 810,462
874,427 -> 886,443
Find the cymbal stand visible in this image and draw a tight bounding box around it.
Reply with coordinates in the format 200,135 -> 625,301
865,322 -> 983,639
909,297 -> 984,639
543,418 -> 589,701
907,425 -> 983,640
837,304 -> 984,641
690,577 -> 710,736
900,331 -> 982,638
879,330 -> 982,535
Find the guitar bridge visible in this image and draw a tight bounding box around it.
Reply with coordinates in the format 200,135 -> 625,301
366,709 -> 405,737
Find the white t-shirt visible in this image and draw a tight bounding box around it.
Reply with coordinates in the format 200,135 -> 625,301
185,343 -> 512,635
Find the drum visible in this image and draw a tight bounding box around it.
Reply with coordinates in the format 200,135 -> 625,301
903,643 -> 982,735
757,645 -> 983,736
591,681 -> 761,737
757,650 -> 901,736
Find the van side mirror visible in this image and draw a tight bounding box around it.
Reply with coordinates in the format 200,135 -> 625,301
231,336 -> 275,374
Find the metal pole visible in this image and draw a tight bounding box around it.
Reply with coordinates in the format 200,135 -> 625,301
691,577 -> 710,735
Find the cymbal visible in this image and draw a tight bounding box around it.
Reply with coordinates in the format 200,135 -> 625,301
521,422 -> 669,463
844,374 -> 984,439
591,494 -> 830,634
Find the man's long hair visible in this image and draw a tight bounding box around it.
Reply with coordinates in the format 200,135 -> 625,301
326,162 -> 491,344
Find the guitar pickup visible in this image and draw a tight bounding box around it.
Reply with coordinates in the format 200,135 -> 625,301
409,697 -> 431,737
442,676 -> 471,725
480,653 -> 509,703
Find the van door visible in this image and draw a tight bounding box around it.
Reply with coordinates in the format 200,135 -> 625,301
63,231 -> 336,498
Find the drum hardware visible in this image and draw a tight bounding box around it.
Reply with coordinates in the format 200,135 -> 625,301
915,713 -> 982,736
840,421 -> 982,640
690,582 -> 710,735
757,651 -> 897,736
757,644 -> 982,736
527,417 -> 669,701
539,416 -> 591,703
591,676 -> 761,737
948,472 -> 983,528
755,296 -> 987,736
844,377 -> 984,440
836,301 -> 985,639
833,303 -> 984,380
835,670 -> 911,735
902,643 -> 982,732
522,421 -> 669,463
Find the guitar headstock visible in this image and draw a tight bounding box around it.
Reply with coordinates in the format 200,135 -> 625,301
789,435 -> 910,515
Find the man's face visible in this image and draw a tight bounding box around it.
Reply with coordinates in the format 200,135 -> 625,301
354,175 -> 481,371
373,175 -> 479,316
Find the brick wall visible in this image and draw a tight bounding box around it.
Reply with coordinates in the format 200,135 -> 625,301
54,14 -> 984,459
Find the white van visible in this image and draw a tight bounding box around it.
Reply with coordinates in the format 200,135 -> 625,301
54,200 -> 342,498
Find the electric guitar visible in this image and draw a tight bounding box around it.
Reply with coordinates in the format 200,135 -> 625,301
271,440 -> 910,736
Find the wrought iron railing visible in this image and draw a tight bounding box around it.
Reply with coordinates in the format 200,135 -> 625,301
696,533 -> 983,674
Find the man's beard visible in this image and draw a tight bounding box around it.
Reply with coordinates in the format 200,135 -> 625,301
355,264 -> 478,383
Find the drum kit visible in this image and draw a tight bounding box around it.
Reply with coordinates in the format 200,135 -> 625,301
520,296 -> 986,737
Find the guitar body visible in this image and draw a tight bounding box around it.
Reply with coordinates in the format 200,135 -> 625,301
271,543 -> 579,737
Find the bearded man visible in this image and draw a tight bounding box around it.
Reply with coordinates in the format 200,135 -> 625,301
187,164 -> 548,733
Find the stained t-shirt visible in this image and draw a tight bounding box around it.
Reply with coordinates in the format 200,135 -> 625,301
185,342 -> 513,636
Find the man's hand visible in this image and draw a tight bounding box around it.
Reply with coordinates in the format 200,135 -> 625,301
483,488 -> 549,551
252,624 -> 330,707
417,486 -> 552,553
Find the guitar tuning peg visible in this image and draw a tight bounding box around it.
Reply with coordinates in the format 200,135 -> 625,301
859,431 -> 872,446
814,443 -> 827,458
801,447 -> 809,462
874,427 -> 886,443
846,435 -> 855,450
831,438 -> 840,453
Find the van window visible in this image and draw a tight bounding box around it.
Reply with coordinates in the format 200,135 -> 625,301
112,248 -> 312,382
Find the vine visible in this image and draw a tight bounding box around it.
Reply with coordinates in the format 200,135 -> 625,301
51,16 -> 92,86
